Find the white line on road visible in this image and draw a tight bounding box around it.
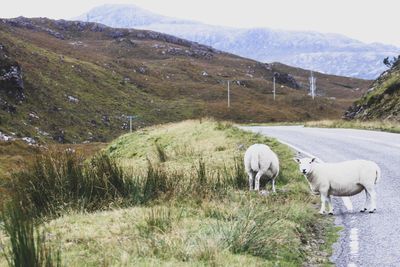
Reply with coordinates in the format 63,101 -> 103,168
349,228 -> 359,255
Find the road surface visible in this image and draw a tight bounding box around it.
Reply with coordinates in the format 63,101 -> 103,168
241,125 -> 400,267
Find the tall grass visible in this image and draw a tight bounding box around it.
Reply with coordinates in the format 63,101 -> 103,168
7,150 -> 136,217
5,149 -> 248,217
142,162 -> 172,203
155,141 -> 168,162
140,158 -> 247,204
233,155 -> 248,189
0,202 -> 61,267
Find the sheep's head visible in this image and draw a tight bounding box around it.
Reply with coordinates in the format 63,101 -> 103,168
294,157 -> 316,175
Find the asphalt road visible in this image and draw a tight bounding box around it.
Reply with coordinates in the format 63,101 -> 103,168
241,125 -> 400,267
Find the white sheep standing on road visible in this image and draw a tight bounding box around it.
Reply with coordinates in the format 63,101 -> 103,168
295,157 -> 381,214
244,144 -> 280,193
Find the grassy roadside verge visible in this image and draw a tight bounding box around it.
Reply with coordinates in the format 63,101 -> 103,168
0,119 -> 337,266
305,120 -> 400,133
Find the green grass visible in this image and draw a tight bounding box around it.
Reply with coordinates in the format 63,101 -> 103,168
305,119 -> 400,133
0,119 -> 337,266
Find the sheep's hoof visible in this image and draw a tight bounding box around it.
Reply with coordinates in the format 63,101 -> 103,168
360,208 -> 367,213
328,212 -> 334,215
368,209 -> 376,213
319,211 -> 325,215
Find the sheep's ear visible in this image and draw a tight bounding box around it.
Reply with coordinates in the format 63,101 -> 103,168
311,158 -> 316,163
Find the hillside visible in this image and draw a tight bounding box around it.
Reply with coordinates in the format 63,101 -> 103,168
344,57 -> 400,120
77,4 -> 400,79
0,17 -> 370,143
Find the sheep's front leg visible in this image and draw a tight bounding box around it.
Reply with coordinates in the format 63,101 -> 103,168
254,171 -> 263,191
367,187 -> 377,213
319,193 -> 328,214
248,172 -> 254,191
327,195 -> 334,215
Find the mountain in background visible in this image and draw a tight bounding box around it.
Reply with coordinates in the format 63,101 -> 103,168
345,56 -> 400,120
0,17 -> 369,143
76,4 -> 400,80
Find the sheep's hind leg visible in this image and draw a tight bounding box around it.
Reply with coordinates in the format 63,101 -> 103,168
360,189 -> 369,212
248,172 -> 254,191
254,171 -> 263,191
365,186 -> 377,213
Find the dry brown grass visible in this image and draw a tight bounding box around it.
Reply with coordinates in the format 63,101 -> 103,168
305,119 -> 400,133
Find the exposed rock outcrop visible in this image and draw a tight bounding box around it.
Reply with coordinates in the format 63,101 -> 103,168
344,57 -> 400,120
273,72 -> 300,89
0,44 -> 25,104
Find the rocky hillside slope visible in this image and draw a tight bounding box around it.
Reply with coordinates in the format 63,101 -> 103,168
344,57 -> 400,120
0,17 -> 369,143
77,4 -> 400,79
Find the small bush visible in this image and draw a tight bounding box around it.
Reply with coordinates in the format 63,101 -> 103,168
215,121 -> 233,131
216,201 -> 307,264
219,209 -> 281,259
0,202 -> 61,267
137,207 -> 174,236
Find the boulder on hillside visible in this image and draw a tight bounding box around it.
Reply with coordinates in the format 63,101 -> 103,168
273,72 -> 300,89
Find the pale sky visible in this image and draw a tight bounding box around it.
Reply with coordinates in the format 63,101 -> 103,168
1,0 -> 399,46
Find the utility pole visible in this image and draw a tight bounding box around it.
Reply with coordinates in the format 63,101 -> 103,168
309,71 -> 316,100
227,80 -> 231,108
272,76 -> 276,101
127,115 -> 137,133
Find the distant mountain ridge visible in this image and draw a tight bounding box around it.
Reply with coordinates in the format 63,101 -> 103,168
76,4 -> 400,79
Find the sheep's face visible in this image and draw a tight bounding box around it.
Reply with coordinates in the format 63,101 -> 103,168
294,157 -> 316,175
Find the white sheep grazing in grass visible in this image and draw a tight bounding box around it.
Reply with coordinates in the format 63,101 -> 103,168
244,144 -> 280,193
294,157 -> 381,214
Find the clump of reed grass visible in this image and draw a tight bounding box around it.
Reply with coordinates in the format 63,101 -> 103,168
137,207 -> 175,237
6,147 -> 248,218
0,202 -> 61,267
7,150 -> 136,217
155,141 -> 168,162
